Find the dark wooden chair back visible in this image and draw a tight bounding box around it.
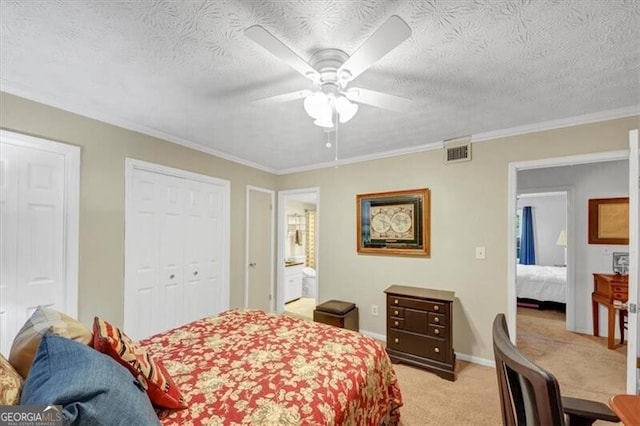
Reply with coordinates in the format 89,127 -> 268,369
492,313 -> 565,425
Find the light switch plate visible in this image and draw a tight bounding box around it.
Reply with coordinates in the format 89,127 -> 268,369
476,246 -> 486,259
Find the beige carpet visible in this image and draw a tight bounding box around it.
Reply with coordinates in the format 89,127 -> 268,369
516,307 -> 626,405
394,307 -> 626,425
284,297 -> 315,321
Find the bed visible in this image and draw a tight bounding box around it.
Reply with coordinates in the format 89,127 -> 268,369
140,309 -> 403,425
7,307 -> 402,425
516,264 -> 567,306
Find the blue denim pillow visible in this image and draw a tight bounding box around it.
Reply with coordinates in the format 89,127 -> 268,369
21,333 -> 160,425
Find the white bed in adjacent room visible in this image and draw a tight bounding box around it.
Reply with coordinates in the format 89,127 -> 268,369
516,264 -> 567,304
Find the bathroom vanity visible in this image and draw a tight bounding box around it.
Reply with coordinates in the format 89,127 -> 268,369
284,262 -> 304,303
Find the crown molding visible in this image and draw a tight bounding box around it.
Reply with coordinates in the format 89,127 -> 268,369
277,105 -> 639,175
277,141 -> 444,175
0,82 -> 278,174
472,105 -> 640,143
2,80 -> 638,176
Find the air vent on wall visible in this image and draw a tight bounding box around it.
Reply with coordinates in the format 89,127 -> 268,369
443,136 -> 472,164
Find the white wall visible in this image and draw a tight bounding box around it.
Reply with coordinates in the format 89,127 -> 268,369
518,160 -> 629,336
517,193 -> 567,266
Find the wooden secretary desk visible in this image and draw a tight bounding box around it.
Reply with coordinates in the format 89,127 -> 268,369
592,273 -> 628,349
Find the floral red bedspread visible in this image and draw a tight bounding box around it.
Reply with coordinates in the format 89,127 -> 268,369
139,309 -> 402,425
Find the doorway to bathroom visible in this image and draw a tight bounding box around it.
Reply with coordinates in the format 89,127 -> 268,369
277,188 -> 319,320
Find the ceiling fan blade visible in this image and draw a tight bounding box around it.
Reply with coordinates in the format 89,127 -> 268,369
245,25 -> 319,81
345,88 -> 411,113
338,15 -> 412,82
251,90 -> 311,106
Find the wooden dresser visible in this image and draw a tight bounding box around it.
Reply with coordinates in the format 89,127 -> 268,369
384,285 -> 456,381
592,273 -> 628,349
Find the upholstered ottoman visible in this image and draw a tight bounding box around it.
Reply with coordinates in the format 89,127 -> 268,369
313,300 -> 359,332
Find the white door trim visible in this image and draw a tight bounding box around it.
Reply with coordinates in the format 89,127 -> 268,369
0,129 -> 80,317
626,129 -> 639,394
124,158 -> 231,330
517,188 -> 574,330
507,149 -> 628,340
245,185 -> 275,311
277,187 -> 320,313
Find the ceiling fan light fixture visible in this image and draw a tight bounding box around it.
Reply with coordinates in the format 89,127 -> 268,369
303,91 -> 328,119
313,112 -> 334,128
334,96 -> 358,123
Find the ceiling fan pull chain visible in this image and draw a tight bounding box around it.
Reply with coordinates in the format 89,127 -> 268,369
334,110 -> 339,165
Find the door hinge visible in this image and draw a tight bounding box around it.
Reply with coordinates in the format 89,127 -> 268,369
629,303 -> 637,314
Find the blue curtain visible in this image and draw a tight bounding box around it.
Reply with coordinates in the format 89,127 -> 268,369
519,206 -> 536,265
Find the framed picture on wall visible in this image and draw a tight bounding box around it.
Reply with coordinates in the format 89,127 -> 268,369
588,197 -> 629,245
356,188 -> 430,257
612,252 -> 629,275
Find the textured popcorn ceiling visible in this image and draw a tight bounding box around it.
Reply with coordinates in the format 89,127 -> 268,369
1,0 -> 639,172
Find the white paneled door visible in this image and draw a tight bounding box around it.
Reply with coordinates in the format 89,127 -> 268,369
125,160 -> 229,340
246,186 -> 274,312
0,132 -> 79,356
183,179 -> 225,323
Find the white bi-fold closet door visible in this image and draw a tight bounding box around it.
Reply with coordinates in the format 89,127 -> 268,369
125,160 -> 230,340
0,131 -> 79,357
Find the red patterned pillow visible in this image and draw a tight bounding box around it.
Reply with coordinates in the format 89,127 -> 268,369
91,317 -> 187,409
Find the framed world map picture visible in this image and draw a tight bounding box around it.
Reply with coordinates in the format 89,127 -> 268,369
356,188 -> 430,256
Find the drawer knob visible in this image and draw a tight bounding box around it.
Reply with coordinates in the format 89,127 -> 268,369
394,310 -> 399,316
394,299 -> 399,305
434,347 -> 440,353
434,317 -> 440,323
434,328 -> 440,335
434,305 -> 439,311
394,321 -> 399,327
394,338 -> 399,344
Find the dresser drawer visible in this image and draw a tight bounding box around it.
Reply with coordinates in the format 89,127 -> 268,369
390,318 -> 404,329
388,306 -> 404,318
387,295 -> 448,314
387,330 -> 446,363
613,292 -> 628,302
612,285 -> 628,294
404,308 -> 428,334
429,312 -> 446,326
428,324 -> 447,339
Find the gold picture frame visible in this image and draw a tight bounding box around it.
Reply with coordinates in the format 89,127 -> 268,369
356,188 -> 430,257
588,197 -> 629,245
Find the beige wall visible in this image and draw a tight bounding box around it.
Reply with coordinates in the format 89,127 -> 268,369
277,116 -> 639,360
0,92 -> 277,328
2,90 -> 638,361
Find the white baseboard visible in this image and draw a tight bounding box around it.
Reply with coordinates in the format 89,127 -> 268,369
456,352 -> 495,368
360,329 -> 495,368
359,329 -> 386,342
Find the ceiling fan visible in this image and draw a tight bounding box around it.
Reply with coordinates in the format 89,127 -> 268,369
245,15 -> 413,128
